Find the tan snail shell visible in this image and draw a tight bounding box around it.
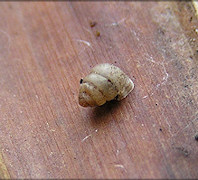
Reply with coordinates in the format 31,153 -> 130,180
78,63 -> 134,107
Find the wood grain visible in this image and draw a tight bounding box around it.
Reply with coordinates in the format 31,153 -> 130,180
0,1 -> 197,179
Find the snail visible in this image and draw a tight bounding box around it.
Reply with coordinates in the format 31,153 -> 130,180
78,63 -> 134,107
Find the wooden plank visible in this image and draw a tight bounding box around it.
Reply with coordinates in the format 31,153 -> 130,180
0,1 -> 197,178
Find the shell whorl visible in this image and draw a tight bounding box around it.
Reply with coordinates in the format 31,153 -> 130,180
79,63 -> 134,107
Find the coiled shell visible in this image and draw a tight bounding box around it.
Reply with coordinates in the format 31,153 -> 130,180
78,63 -> 134,107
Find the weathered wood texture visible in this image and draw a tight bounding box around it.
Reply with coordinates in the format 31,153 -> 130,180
0,1 -> 197,179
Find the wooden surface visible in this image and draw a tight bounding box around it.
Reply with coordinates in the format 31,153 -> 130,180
0,1 -> 198,179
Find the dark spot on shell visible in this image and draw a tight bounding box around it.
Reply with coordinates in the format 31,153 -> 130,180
80,79 -> 83,84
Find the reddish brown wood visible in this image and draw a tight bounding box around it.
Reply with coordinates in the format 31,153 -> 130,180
0,1 -> 197,179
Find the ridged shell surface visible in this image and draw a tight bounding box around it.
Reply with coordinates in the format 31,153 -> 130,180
79,63 -> 134,107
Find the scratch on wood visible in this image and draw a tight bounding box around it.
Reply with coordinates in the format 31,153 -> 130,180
114,164 -> 127,172
146,55 -> 169,86
0,30 -> 11,55
0,151 -> 10,179
81,129 -> 98,142
130,29 -> 140,41
143,95 -> 148,99
82,27 -> 92,34
171,116 -> 198,138
164,117 -> 173,137
109,17 -> 127,26
81,134 -> 92,142
76,39 -> 93,49
145,54 -> 169,94
161,63 -> 169,85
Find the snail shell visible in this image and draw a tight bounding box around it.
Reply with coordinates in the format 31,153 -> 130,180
78,63 -> 134,107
